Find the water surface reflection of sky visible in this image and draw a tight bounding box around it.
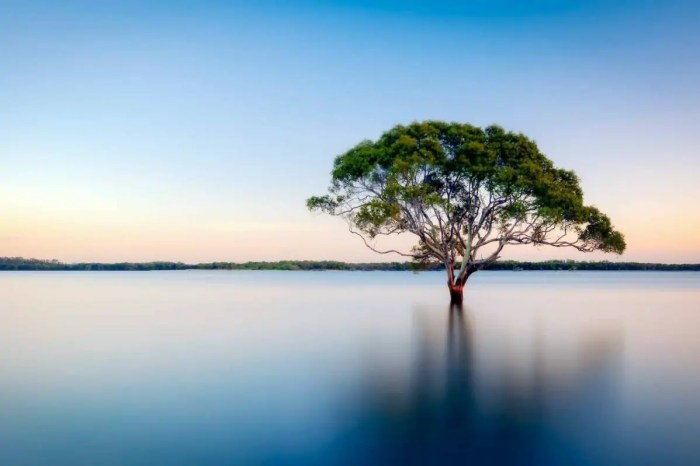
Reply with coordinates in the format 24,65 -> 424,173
0,271 -> 698,465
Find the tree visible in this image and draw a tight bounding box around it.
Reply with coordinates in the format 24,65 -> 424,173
307,121 -> 626,305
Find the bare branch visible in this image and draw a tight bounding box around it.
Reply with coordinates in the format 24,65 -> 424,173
348,225 -> 415,258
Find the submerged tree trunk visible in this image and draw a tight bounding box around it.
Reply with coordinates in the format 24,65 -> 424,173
449,283 -> 464,306
447,264 -> 473,306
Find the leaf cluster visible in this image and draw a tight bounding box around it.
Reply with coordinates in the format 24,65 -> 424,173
308,121 -> 625,265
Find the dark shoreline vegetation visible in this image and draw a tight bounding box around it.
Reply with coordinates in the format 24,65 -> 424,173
1,257 -> 699,271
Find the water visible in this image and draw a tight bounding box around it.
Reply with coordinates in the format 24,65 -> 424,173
1,271 -> 699,465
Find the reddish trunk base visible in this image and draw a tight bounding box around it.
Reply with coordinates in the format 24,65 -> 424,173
449,285 -> 464,306
447,267 -> 471,307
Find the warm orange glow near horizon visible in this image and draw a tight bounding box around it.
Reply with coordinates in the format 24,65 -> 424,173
2,142 -> 699,264
2,202 -> 699,264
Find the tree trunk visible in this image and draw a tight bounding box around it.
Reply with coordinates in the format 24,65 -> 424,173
447,268 -> 472,306
449,283 -> 464,306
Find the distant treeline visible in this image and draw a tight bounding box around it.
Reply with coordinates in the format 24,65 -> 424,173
1,257 -> 699,271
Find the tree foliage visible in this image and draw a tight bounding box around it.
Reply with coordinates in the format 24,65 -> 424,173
307,121 -> 626,290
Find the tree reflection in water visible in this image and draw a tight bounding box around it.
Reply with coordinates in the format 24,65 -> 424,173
344,305 -> 624,466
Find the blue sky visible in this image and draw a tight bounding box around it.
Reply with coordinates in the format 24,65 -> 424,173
1,0 -> 699,262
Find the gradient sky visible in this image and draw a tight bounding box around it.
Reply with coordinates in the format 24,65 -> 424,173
1,0 -> 699,263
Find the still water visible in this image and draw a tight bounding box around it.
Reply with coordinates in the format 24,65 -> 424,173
1,271 -> 699,465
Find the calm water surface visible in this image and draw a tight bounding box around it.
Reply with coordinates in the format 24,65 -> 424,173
1,271 -> 699,465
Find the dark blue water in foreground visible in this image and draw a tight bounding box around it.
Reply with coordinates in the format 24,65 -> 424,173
1,271 -> 699,465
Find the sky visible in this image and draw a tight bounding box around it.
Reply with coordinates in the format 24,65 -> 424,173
1,0 -> 699,263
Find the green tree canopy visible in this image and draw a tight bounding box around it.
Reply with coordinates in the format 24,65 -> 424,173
307,121 -> 625,303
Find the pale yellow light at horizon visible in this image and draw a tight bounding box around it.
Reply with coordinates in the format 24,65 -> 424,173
2,169 -> 699,263
2,206 -> 699,263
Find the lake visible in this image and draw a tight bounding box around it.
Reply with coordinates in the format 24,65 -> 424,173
1,271 -> 699,465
